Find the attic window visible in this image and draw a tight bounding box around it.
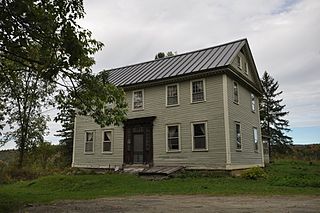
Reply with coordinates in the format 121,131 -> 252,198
245,62 -> 249,74
237,56 -> 242,69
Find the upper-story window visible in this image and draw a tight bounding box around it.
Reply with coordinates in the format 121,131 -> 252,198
132,90 -> 144,110
237,55 -> 242,69
245,62 -> 249,75
251,93 -> 255,112
233,81 -> 239,104
191,79 -> 205,103
85,131 -> 94,153
166,84 -> 179,106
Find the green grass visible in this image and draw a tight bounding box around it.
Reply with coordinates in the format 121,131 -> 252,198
1,160 -> 320,212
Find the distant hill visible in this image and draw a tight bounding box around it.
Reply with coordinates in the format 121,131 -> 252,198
0,149 -> 18,164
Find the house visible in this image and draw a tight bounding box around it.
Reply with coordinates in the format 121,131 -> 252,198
72,38 -> 265,170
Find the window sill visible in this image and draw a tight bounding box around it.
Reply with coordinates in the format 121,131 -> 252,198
132,108 -> 144,112
192,149 -> 208,152
191,100 -> 206,104
233,101 -> 239,105
166,150 -> 181,153
236,149 -> 242,152
166,104 -> 180,108
102,151 -> 113,154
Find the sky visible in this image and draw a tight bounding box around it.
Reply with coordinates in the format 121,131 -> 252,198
1,0 -> 320,149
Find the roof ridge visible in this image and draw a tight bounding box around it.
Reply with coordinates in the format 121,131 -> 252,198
107,38 -> 247,72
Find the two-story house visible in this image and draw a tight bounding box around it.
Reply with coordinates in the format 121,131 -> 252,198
72,38 -> 265,170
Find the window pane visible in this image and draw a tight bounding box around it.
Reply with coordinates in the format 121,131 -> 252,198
85,142 -> 93,152
253,128 -> 258,151
194,123 -> 205,136
236,123 -> 241,149
233,82 -> 239,103
104,131 -> 111,141
168,138 -> 179,150
86,132 -> 93,141
168,126 -> 178,138
251,94 -> 255,111
103,142 -> 111,152
194,136 -> 206,149
134,91 -> 143,109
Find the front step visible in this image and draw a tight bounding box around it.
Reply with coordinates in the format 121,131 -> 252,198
139,166 -> 184,176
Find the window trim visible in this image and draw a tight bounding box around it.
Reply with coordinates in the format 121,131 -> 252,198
251,93 -> 256,112
84,130 -> 95,154
190,79 -> 206,103
166,83 -> 180,107
233,81 -> 239,104
166,124 -> 181,153
235,122 -> 242,151
253,127 -> 259,152
191,121 -> 208,152
244,62 -> 249,75
102,129 -> 113,154
132,89 -> 144,111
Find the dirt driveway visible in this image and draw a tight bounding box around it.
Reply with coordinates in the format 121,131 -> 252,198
23,195 -> 320,213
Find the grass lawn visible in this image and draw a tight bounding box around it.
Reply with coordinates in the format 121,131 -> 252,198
1,160 -> 320,212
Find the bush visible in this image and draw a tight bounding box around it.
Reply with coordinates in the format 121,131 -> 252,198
241,167 -> 267,180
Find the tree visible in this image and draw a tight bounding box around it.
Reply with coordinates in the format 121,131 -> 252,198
259,71 -> 293,156
0,0 -> 128,167
155,51 -> 177,59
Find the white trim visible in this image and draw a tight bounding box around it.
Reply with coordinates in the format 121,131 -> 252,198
165,83 -> 180,107
244,62 -> 249,75
235,121 -> 242,151
191,121 -> 208,151
226,163 -> 264,170
132,89 -> 144,111
84,130 -> 95,154
102,129 -> 113,154
222,75 -> 231,165
71,115 -> 77,167
190,78 -> 206,103
237,55 -> 242,70
166,124 -> 181,153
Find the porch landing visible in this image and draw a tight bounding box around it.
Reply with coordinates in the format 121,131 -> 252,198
138,166 -> 184,176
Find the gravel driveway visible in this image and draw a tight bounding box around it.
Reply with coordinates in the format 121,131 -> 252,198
23,195 -> 320,213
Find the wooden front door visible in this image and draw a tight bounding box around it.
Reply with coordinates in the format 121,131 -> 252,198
123,117 -> 155,165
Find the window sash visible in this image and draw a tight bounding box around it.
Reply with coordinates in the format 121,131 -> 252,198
167,125 -> 179,151
251,93 -> 255,111
103,131 -> 112,152
236,123 -> 241,150
133,90 -> 143,109
253,128 -> 258,151
192,80 -> 204,102
233,82 -> 239,103
167,85 -> 178,105
85,132 -> 94,153
192,123 -> 207,150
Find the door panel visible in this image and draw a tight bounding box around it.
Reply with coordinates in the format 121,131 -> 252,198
133,134 -> 144,163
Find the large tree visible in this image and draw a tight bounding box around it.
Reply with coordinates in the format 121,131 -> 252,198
0,0 -> 127,166
260,71 -> 293,155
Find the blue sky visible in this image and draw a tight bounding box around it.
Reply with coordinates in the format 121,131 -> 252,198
1,0 -> 320,150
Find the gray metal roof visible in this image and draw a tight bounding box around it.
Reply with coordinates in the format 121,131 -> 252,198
108,39 -> 247,86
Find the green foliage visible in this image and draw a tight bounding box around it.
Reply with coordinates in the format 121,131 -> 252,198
259,71 -> 293,155
241,167 -> 267,180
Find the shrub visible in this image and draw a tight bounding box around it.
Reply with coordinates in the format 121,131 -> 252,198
240,167 -> 267,180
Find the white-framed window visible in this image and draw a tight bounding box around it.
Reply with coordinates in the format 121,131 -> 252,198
235,122 -> 241,150
191,122 -> 208,151
245,62 -> 249,74
132,90 -> 144,110
251,93 -> 255,112
84,131 -> 94,153
253,127 -> 258,151
237,55 -> 242,69
166,124 -> 180,152
191,79 -> 206,103
233,81 -> 239,104
166,84 -> 179,106
102,130 -> 113,153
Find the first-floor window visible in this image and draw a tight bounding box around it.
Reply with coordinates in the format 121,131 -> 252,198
253,127 -> 258,151
85,131 -> 94,153
167,125 -> 180,151
103,130 -> 112,152
192,122 -> 207,150
235,122 -> 241,150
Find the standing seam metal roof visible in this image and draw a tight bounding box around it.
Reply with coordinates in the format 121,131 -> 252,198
108,39 -> 246,86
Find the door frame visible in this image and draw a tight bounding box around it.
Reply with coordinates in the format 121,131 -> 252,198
123,116 -> 156,165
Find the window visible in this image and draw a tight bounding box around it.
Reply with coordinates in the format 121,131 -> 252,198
233,82 -> 239,104
245,62 -> 249,74
192,122 -> 208,151
253,127 -> 258,151
102,130 -> 112,153
166,84 -> 179,106
132,90 -> 144,110
167,125 -> 180,152
85,131 -> 94,153
235,122 -> 241,150
237,55 -> 242,69
191,79 -> 205,103
251,93 -> 255,112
